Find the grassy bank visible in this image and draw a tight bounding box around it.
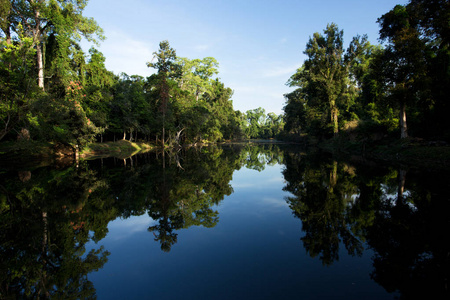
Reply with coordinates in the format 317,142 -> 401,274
0,139 -> 156,164
80,140 -> 155,159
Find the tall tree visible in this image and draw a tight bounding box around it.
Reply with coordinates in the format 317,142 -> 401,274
407,0 -> 450,139
1,0 -> 103,90
378,4 -> 428,139
303,23 -> 347,137
147,40 -> 179,146
286,24 -> 369,138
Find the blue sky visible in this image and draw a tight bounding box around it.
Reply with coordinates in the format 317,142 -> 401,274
82,0 -> 408,115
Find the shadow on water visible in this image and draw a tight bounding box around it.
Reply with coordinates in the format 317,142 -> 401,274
282,147 -> 450,299
0,143 -> 449,298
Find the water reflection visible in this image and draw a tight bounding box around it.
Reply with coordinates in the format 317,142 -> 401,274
283,151 -> 364,265
0,145 -> 246,297
0,164 -> 110,298
367,168 -> 450,299
0,144 -> 449,298
282,149 -> 450,298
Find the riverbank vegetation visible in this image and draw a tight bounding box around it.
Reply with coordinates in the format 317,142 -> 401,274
1,0 -> 449,164
283,0 -> 450,151
0,0 -> 283,158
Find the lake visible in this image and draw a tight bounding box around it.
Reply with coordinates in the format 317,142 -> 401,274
1,144 -> 449,299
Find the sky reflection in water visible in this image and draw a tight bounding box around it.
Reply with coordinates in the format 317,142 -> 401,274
86,161 -> 389,300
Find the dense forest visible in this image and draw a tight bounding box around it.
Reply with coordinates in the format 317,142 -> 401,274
0,0 -> 283,153
284,0 -> 450,143
1,0 -> 449,156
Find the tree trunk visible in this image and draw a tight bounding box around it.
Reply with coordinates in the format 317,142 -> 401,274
332,107 -> 339,138
33,4 -> 45,90
400,100 -> 408,139
0,113 -> 11,141
330,96 -> 339,138
36,41 -> 44,90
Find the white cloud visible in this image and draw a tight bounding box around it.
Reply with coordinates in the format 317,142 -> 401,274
261,64 -> 301,78
99,30 -> 156,77
231,182 -> 257,189
108,215 -> 156,241
261,197 -> 288,208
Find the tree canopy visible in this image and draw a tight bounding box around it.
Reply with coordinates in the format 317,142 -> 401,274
283,0 -> 450,143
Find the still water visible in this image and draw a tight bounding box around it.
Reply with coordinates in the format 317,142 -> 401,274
1,144 -> 449,299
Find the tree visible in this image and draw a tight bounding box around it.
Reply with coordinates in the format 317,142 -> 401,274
80,47 -> 116,141
303,23 -> 347,137
175,56 -> 219,101
286,24 -> 349,138
378,4 -> 428,139
244,107 -> 266,138
0,23 -> 38,141
109,74 -> 147,141
1,0 -> 103,91
285,24 -> 375,139
147,40 -> 179,147
407,0 -> 450,140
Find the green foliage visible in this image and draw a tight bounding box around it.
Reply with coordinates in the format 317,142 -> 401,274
284,24 -> 372,140
243,107 -> 284,139
1,2 -> 244,152
143,42 -> 242,144
0,0 -> 109,149
284,1 -> 450,143
30,81 -> 103,148
0,24 -> 40,141
0,162 -> 112,298
175,56 -> 219,100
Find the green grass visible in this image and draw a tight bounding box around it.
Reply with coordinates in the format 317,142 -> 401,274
81,140 -> 154,159
0,139 -> 155,163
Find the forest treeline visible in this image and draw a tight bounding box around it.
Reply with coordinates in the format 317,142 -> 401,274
0,0 -> 283,151
1,0 -> 449,154
283,0 -> 450,143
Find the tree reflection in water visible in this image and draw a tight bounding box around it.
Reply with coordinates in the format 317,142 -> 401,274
282,147 -> 450,298
0,164 -> 111,299
1,144 -> 449,298
283,150 -> 364,265
0,145 -> 250,296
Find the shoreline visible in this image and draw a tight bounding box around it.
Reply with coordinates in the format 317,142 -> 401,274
1,138 -> 450,171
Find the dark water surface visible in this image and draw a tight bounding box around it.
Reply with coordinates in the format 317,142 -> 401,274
1,144 -> 449,299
